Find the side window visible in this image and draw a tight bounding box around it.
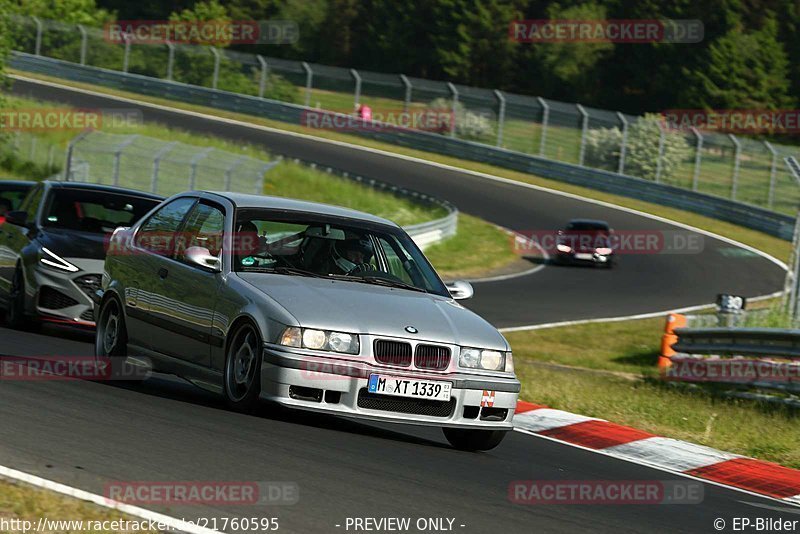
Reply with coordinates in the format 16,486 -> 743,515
136,197 -> 196,256
175,202 -> 226,263
377,237 -> 414,284
19,185 -> 43,223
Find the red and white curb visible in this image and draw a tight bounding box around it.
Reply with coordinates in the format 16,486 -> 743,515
513,401 -> 800,506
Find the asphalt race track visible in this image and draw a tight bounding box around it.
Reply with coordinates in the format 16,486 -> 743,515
1,78 -> 797,533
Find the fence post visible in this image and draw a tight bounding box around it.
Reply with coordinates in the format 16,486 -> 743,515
122,33 -> 131,73
189,147 -> 213,190
151,141 -> 177,193
210,47 -> 221,89
537,97 -> 549,157
257,55 -> 268,98
351,68 -> 362,111
576,104 -> 589,166
32,17 -> 42,56
616,112 -> 628,175
783,157 -> 800,320
165,41 -> 175,80
691,127 -> 703,191
301,62 -> 313,107
258,162 -> 279,194
655,121 -> 666,183
29,136 -> 36,161
400,74 -> 412,113
112,135 -> 139,186
78,24 -> 88,65
729,134 -> 741,201
764,141 -> 778,209
494,90 -> 506,148
64,130 -> 91,181
447,82 -> 459,138
224,157 -> 245,191
47,144 -> 55,169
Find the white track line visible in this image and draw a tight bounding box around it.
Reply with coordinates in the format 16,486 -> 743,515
0,465 -> 218,534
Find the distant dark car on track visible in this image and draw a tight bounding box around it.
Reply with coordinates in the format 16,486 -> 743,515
555,219 -> 615,268
0,181 -> 162,329
0,180 -> 35,223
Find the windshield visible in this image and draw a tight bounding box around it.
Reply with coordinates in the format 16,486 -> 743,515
41,188 -> 159,234
233,209 -> 449,298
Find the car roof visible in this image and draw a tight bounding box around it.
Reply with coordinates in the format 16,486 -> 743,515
204,191 -> 400,228
0,180 -> 35,190
44,180 -> 164,201
567,218 -> 610,227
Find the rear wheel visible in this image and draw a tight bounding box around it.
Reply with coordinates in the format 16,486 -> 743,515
223,321 -> 263,411
443,428 -> 508,451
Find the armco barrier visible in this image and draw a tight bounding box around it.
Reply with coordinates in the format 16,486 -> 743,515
8,52 -> 796,240
660,316 -> 800,392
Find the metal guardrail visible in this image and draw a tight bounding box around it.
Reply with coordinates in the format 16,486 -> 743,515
672,328 -> 800,358
9,52 -> 795,241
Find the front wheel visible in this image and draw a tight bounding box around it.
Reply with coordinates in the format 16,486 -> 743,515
223,322 -> 263,411
6,266 -> 35,330
95,297 -> 130,381
443,428 -> 508,451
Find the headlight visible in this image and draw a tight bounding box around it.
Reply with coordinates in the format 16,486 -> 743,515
278,327 -> 359,354
459,347 -> 512,372
40,247 -> 80,272
596,247 -> 612,255
556,243 -> 572,253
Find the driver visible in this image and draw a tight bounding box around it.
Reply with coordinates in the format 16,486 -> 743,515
332,235 -> 375,274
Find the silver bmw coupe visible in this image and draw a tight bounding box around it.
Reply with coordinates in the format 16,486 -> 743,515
96,191 -> 520,451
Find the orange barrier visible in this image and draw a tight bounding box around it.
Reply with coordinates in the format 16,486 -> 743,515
659,313 -> 686,369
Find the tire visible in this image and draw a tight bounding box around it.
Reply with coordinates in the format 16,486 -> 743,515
6,266 -> 36,330
442,427 -> 508,451
95,297 -> 130,382
223,321 -> 263,411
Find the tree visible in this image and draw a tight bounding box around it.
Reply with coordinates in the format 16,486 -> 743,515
0,0 -> 10,145
685,17 -> 792,110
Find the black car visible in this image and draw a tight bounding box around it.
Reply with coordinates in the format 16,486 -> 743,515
0,181 -> 162,328
0,180 -> 35,220
555,219 -> 615,268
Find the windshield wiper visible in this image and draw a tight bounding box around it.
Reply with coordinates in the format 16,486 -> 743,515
355,275 -> 428,293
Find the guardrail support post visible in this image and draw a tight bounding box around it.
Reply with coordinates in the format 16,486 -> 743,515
122,33 -> 132,73
494,90 -> 506,148
764,141 -> 778,209
655,121 -> 666,183
32,16 -> 42,56
351,68 -> 362,111
447,82 -> 459,138
301,62 -> 313,107
616,112 -> 628,175
165,41 -> 175,81
537,97 -> 549,157
189,147 -> 214,190
151,141 -> 178,193
691,127 -> 703,191
210,47 -> 221,89
577,104 -> 589,166
78,24 -> 88,65
400,75 -> 412,113
729,133 -> 741,200
257,55 -> 268,98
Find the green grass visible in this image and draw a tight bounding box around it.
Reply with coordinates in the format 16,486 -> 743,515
10,69 -> 790,263
0,479 -> 160,533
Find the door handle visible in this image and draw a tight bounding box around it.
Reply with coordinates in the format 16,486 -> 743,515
158,267 -> 169,279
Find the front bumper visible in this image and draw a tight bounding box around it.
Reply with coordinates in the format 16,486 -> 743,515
558,251 -> 612,265
30,264 -> 102,327
260,347 -> 520,429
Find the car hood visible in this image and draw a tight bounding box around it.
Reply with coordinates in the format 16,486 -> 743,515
39,228 -> 108,260
238,273 -> 509,350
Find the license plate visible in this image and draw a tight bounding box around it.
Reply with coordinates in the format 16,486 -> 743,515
574,253 -> 594,260
368,374 -> 452,401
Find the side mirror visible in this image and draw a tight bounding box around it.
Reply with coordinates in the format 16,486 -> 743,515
446,280 -> 474,300
185,246 -> 222,273
5,210 -> 28,227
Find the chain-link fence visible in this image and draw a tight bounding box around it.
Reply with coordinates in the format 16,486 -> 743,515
10,15 -> 800,215
64,131 -> 277,196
